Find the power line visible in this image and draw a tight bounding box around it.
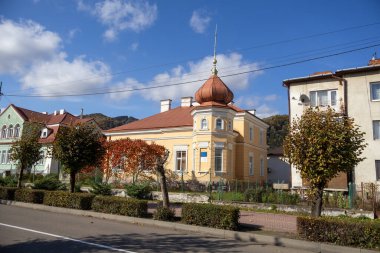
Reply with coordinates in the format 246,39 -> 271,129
6,21 -> 380,93
6,42 -> 380,98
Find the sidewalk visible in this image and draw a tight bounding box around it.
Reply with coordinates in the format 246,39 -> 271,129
148,202 -> 298,233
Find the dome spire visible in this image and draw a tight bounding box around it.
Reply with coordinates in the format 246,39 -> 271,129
211,24 -> 218,75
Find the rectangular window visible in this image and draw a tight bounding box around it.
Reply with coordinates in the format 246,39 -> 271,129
249,154 -> 254,176
374,121 -> 380,140
175,151 -> 187,172
371,82 -> 380,101
310,89 -> 337,107
260,157 -> 264,176
249,127 -> 253,141
1,150 -> 6,164
376,160 -> 380,181
215,148 -> 223,172
259,129 -> 264,145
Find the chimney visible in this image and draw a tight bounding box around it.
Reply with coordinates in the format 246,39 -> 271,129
59,109 -> 65,114
160,99 -> 172,112
181,97 -> 192,107
249,109 -> 256,115
53,110 -> 58,115
369,58 -> 380,66
41,112 -> 48,115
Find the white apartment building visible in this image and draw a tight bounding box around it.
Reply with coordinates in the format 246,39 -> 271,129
283,58 -> 380,189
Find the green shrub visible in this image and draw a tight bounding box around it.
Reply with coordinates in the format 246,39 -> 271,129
43,191 -> 94,210
91,196 -> 148,217
182,203 -> 239,230
15,188 -> 45,204
125,183 -> 152,199
153,205 -> 175,221
244,188 -> 263,202
0,187 -> 17,200
297,216 -> 380,249
33,174 -> 65,191
244,188 -> 300,205
0,176 -> 17,187
90,182 -> 112,196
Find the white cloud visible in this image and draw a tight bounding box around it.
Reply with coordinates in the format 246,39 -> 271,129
130,42 -> 139,51
78,0 -> 157,41
0,19 -> 61,74
68,28 -> 80,42
109,78 -> 144,100
0,18 -> 111,97
21,53 -> 111,96
255,104 -> 279,118
189,10 -> 211,34
108,53 -> 262,102
264,94 -> 279,101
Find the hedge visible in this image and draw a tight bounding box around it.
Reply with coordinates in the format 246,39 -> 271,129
0,187 -> 17,200
43,191 -> 95,210
182,203 -> 240,230
15,189 -> 45,204
297,216 -> 380,249
91,196 -> 148,217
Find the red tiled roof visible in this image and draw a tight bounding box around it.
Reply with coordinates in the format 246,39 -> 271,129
106,103 -> 246,133
106,106 -> 194,132
13,105 -> 50,123
39,126 -> 60,144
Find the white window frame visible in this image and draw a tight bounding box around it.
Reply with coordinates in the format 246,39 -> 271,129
310,89 -> 338,107
371,82 -> 380,101
8,125 -> 13,138
6,150 -> 11,164
215,118 -> 223,130
201,118 -> 208,130
1,150 -> 6,164
173,145 -> 188,172
1,126 -> 7,139
214,148 -> 223,172
14,124 -> 20,138
249,153 -> 254,176
249,126 -> 253,142
374,120 -> 380,140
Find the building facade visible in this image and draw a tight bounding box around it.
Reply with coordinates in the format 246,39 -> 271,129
283,58 -> 380,189
105,66 -> 269,184
0,104 -> 93,177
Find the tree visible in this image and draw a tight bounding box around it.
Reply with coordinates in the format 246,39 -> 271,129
102,138 -> 171,207
284,107 -> 366,217
53,123 -> 105,193
263,114 -> 289,149
10,122 -> 43,188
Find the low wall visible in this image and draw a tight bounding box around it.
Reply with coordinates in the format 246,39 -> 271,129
152,191 -> 209,203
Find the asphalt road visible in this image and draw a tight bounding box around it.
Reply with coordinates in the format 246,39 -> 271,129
0,205 -> 312,253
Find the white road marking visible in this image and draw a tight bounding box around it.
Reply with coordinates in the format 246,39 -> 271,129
0,222 -> 137,253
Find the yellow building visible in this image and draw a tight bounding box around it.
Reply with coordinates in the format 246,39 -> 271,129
104,62 -> 269,184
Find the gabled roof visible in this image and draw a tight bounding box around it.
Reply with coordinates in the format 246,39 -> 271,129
106,106 -> 194,132
106,103 -> 247,133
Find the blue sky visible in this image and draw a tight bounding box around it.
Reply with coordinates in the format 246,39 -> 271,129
1,0 -> 379,119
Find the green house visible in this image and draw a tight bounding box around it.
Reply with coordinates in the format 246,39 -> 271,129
0,104 -> 95,178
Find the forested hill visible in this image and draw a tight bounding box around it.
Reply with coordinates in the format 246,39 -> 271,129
83,113 -> 138,130
262,114 -> 289,149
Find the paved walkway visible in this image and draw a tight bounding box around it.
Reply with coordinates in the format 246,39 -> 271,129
147,202 -> 298,234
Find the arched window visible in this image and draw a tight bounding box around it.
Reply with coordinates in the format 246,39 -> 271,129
216,118 -> 223,130
201,119 -> 208,130
8,125 -> 13,138
1,126 -> 7,139
14,124 -> 20,138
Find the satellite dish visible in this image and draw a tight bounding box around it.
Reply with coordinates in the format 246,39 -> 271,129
299,94 -> 310,104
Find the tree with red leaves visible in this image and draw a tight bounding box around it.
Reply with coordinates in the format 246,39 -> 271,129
102,138 -> 170,207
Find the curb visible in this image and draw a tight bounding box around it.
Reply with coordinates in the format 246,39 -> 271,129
0,200 -> 377,253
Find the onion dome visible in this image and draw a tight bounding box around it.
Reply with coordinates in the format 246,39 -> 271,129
194,74 -> 234,105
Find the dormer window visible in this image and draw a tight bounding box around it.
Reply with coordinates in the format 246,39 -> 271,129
201,119 -> 208,130
41,128 -> 49,138
216,118 -> 223,130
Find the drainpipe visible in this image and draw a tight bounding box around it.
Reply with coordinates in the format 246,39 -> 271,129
331,75 -> 348,116
331,75 -> 352,188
